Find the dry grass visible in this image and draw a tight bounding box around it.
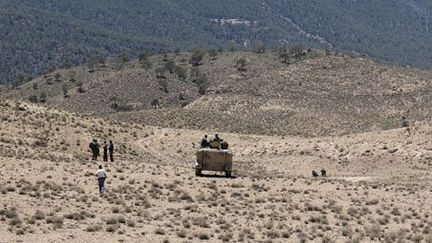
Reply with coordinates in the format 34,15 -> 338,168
5,51 -> 432,137
0,99 -> 431,242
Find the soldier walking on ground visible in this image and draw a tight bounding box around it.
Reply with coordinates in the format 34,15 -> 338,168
89,139 -> 100,160
96,165 -> 107,194
108,140 -> 114,162
103,141 -> 109,162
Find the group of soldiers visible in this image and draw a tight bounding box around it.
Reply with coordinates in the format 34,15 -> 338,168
93,134 -> 230,194
201,134 -> 229,150
89,139 -> 113,195
89,139 -> 115,162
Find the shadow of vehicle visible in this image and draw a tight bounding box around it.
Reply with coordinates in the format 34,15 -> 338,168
196,173 -> 237,179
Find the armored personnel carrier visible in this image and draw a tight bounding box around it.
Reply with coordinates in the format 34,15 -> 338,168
195,149 -> 233,177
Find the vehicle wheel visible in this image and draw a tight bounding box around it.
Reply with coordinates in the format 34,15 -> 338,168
225,171 -> 231,178
195,169 -> 202,176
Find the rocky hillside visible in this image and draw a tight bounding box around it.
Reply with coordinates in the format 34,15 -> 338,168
4,51 -> 432,137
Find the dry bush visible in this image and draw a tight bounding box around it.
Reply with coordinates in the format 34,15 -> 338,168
365,224 -> 382,240
86,224 -> 102,232
106,225 -> 118,232
180,192 -> 193,202
15,228 -> 25,235
27,217 -> 36,225
192,216 -> 210,228
177,229 -> 187,238
46,215 -> 64,228
308,215 -> 329,224
218,232 -> 233,242
127,220 -> 136,227
0,208 -> 18,219
64,211 -> 88,221
106,216 -> 119,225
5,186 -> 16,193
33,210 -> 45,220
9,217 -> 22,226
197,232 -> 210,240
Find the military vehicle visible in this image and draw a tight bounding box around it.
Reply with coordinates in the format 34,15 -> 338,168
195,148 -> 233,177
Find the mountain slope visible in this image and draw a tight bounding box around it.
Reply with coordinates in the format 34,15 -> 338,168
5,51 -> 432,137
1,0 -> 432,83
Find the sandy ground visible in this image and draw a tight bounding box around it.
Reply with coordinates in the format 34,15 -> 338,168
0,100 -> 431,242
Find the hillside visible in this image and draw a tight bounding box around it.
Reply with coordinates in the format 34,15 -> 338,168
0,99 -> 431,242
2,0 -> 432,83
5,51 -> 432,137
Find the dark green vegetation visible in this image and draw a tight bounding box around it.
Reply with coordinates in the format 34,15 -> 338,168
1,0 -> 432,84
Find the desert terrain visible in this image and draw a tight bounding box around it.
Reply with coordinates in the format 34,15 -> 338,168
1,50 -> 432,242
0,97 -> 431,243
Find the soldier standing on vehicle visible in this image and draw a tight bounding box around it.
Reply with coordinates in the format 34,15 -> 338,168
210,134 -> 223,149
221,141 -> 229,150
201,135 -> 210,148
